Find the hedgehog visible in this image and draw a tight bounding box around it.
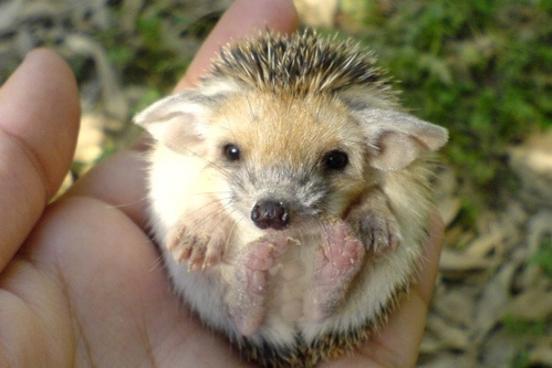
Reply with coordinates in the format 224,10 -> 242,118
134,29 -> 448,367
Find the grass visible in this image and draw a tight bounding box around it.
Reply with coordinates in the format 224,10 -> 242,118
502,314 -> 547,367
511,350 -> 530,368
502,315 -> 547,336
531,237 -> 552,278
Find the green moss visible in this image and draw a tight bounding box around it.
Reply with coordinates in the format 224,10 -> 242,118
511,350 -> 530,368
531,237 -> 552,278
106,46 -> 134,69
502,315 -> 546,336
136,15 -> 163,47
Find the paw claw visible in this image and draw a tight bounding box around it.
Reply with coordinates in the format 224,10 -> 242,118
352,210 -> 401,254
166,221 -> 228,270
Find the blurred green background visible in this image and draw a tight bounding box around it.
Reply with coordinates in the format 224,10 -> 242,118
340,0 -> 551,221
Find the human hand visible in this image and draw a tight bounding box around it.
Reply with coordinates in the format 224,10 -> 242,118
0,1 -> 443,367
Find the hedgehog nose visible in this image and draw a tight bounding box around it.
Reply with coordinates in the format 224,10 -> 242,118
251,200 -> 289,230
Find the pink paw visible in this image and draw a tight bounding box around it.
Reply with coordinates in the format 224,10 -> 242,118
228,232 -> 292,336
166,225 -> 225,271
304,220 -> 366,321
165,208 -> 233,271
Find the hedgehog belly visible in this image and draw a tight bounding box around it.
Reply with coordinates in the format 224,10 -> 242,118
220,233 -> 321,345
232,272 -> 409,368
227,234 -> 419,368
268,244 -> 316,322
234,295 -> 403,368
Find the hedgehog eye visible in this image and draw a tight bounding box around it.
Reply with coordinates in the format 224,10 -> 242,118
323,150 -> 349,171
223,143 -> 241,161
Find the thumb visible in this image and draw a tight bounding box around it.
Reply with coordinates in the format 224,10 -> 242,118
0,49 -> 80,271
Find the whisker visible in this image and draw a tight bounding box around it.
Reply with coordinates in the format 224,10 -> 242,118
167,144 -> 235,182
148,254 -> 166,273
105,194 -> 150,210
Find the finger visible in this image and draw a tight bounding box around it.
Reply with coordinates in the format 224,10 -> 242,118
413,211 -> 445,304
65,149 -> 149,227
67,0 -> 299,227
0,49 -> 79,272
175,0 -> 299,90
322,211 -> 445,368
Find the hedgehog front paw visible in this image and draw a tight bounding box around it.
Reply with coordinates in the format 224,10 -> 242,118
165,207 -> 233,270
166,224 -> 226,271
347,205 -> 401,254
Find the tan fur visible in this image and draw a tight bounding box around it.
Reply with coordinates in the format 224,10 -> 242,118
207,92 -> 369,214
212,94 -> 350,163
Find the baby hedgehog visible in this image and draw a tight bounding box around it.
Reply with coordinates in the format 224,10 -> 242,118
134,29 -> 448,367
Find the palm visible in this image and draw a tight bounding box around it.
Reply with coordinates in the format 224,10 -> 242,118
3,196 -> 250,367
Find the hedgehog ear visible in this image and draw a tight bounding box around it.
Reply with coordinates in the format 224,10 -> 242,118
354,108 -> 448,171
133,92 -> 211,151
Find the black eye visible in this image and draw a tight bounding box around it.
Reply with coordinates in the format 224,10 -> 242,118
223,143 -> 241,161
323,150 -> 349,171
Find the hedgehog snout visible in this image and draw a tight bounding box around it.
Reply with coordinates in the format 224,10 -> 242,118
250,199 -> 290,230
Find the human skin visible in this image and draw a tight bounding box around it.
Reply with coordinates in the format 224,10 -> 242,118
0,0 -> 443,367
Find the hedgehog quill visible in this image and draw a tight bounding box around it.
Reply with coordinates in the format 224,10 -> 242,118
134,30 -> 448,367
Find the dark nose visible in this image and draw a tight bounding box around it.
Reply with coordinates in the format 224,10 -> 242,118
251,200 -> 289,230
